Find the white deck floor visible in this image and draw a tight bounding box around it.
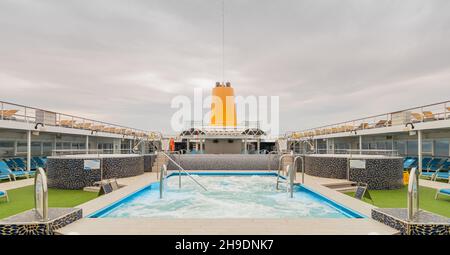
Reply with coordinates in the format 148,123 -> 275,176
0,178 -> 33,191
59,218 -> 396,235
2,169 -> 447,235
55,171 -> 398,235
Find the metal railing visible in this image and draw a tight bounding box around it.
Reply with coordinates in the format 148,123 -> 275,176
276,152 -> 293,190
287,100 -> 450,139
0,100 -> 162,140
275,163 -> 295,198
287,165 -> 294,198
293,155 -> 305,184
158,151 -> 208,191
407,167 -> 420,221
51,149 -> 136,156
315,148 -> 399,156
184,120 -> 262,130
159,164 -> 167,199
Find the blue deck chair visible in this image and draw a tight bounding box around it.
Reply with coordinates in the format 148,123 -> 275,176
407,157 -> 418,168
412,157 -> 432,170
422,157 -> 432,168
0,168 -> 12,181
14,170 -> 31,178
15,158 -> 35,176
26,158 -> 38,170
421,158 -> 445,179
432,161 -> 450,183
0,162 -> 13,181
3,159 -> 22,171
424,158 -> 445,171
435,188 -> 450,200
11,158 -> 34,176
0,161 -> 29,180
0,190 -> 8,202
12,158 -> 27,170
403,158 -> 416,169
435,172 -> 449,181
32,157 -> 45,168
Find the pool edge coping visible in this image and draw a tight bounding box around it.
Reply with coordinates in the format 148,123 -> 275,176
87,171 -> 366,219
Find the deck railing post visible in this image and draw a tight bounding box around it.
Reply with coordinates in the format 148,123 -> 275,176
418,130 -> 422,174
445,102 -> 448,120
27,130 -> 31,171
421,107 -> 424,122
24,106 -> 28,124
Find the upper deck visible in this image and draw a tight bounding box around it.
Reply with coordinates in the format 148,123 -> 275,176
288,100 -> 450,140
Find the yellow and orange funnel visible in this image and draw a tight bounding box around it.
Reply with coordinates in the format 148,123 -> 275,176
210,82 -> 237,127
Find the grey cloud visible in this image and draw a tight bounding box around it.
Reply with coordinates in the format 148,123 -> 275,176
1,0 -> 450,135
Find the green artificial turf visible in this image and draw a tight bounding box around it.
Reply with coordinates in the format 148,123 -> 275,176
0,185 -> 98,219
345,186 -> 450,218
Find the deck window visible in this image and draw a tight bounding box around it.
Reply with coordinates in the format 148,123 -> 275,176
435,140 -> 449,157
0,141 -> 14,157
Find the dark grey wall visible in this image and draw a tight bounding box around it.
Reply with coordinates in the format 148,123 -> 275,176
143,154 -> 156,172
47,155 -> 144,189
304,155 -> 403,189
204,140 -> 242,154
167,154 -> 280,170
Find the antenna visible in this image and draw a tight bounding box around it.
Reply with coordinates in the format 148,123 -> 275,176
222,0 -> 225,84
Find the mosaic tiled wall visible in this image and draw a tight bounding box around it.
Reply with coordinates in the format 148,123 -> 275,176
0,209 -> 82,235
304,156 -> 348,179
304,156 -> 403,189
349,158 -> 403,189
166,154 -> 280,170
47,156 -> 144,189
372,209 -> 450,235
143,154 -> 156,172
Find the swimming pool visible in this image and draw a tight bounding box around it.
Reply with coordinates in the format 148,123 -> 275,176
89,172 -> 364,219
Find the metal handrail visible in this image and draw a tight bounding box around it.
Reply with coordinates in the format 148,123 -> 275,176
287,99 -> 450,138
287,165 -> 294,198
34,167 -> 48,222
276,152 -> 293,190
0,100 -> 162,140
314,148 -> 399,156
293,155 -> 305,184
158,151 -> 208,191
50,149 -> 136,156
159,164 -> 166,199
407,167 -> 420,221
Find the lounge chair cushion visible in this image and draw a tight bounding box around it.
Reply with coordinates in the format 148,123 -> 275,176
436,172 -> 449,179
0,175 -> 10,180
439,189 -> 450,195
403,158 -> 416,168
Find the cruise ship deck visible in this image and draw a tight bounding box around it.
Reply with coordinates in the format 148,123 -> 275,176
0,98 -> 449,236
0,1 -> 449,240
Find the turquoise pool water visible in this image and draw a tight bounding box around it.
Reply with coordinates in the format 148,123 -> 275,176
90,172 -> 363,219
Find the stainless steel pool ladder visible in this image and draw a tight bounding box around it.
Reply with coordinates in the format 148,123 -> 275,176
275,164 -> 295,198
276,153 -> 293,190
159,164 -> 167,199
293,155 -> 305,184
407,167 -> 420,221
287,165 -> 294,198
157,151 -> 208,191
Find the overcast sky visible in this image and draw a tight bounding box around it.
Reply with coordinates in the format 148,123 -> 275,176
1,0 -> 450,135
